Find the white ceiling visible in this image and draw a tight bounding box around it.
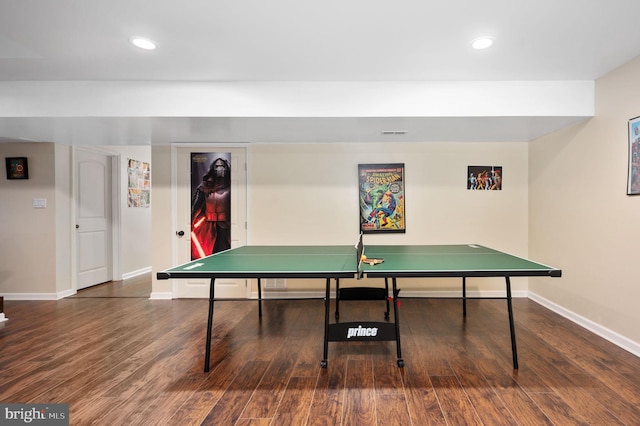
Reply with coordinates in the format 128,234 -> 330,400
1,0 -> 639,144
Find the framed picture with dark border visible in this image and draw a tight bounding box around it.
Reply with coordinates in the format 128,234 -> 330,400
627,116 -> 640,195
467,166 -> 502,190
358,163 -> 405,234
5,157 -> 29,180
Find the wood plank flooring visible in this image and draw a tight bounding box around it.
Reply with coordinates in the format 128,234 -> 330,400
69,274 -> 151,298
1,278 -> 640,425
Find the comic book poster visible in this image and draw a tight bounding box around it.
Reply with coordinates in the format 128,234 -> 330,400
190,152 -> 231,260
127,159 -> 151,207
467,166 -> 502,190
359,163 -> 405,234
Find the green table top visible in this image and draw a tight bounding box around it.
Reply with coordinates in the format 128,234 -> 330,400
157,245 -> 357,279
361,244 -> 561,278
157,244 -> 561,279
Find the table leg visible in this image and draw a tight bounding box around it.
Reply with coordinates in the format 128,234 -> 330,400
505,276 -> 518,369
384,278 -> 390,320
392,278 -> 404,367
257,278 -> 263,318
321,277 -> 331,368
462,277 -> 467,318
204,278 -> 216,372
335,278 -> 340,320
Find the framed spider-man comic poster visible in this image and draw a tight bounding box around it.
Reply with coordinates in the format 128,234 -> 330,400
358,163 -> 405,234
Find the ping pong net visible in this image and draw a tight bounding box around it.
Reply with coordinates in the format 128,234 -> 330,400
356,233 -> 364,278
355,233 -> 384,277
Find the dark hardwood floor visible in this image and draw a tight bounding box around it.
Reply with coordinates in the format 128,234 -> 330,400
69,273 -> 152,298
1,277 -> 639,425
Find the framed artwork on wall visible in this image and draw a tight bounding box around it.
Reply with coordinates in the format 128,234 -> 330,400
627,116 -> 640,195
467,166 -> 502,190
126,158 -> 151,207
358,163 -> 405,234
190,152 -> 232,260
5,157 -> 29,180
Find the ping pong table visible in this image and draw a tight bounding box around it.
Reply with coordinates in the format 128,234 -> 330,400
157,242 -> 561,372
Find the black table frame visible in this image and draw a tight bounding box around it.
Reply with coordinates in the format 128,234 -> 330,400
159,267 -> 561,372
365,268 -> 561,370
198,272 -> 354,372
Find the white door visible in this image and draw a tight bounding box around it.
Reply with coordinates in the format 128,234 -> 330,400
75,149 -> 113,289
175,147 -> 248,298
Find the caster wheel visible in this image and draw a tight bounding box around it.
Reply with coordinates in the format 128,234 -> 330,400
384,312 -> 390,321
320,360 -> 328,368
397,359 -> 405,368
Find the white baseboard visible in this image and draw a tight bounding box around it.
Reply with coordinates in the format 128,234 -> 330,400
249,289 -> 527,300
398,289 -> 528,298
149,292 -> 173,300
57,289 -> 76,299
528,291 -> 640,358
252,290 -> 325,299
0,267 -> 152,301
3,290 -> 171,300
122,266 -> 152,280
1,293 -> 59,301
1,290 -> 77,300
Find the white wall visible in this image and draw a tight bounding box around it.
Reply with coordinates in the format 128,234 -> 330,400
0,143 -> 151,298
151,145 -> 174,298
152,140 -> 531,295
249,142 -> 528,247
110,146 -> 152,277
54,144 -> 72,294
529,55 -> 640,351
0,142 -> 58,295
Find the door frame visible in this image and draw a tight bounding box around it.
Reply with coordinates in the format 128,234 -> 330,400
71,146 -> 122,292
170,143 -> 249,298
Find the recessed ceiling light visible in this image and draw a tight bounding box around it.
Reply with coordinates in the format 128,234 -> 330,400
129,37 -> 157,50
471,37 -> 494,50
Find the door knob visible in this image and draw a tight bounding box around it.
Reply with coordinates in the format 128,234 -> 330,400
76,224 -> 79,229
176,230 -> 185,236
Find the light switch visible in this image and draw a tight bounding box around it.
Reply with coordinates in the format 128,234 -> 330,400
33,198 -> 47,208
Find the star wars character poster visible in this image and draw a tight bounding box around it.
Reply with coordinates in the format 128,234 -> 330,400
191,152 -> 231,260
359,163 -> 405,234
467,166 -> 502,190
